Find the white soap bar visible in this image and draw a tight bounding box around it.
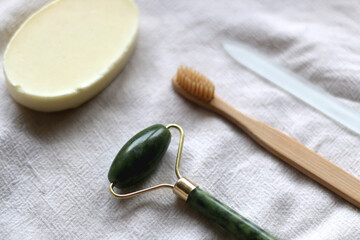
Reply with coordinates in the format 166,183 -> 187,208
3,0 -> 138,112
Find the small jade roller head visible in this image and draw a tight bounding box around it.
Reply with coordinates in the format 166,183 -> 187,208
174,66 -> 215,102
108,124 -> 171,189
108,123 -> 196,200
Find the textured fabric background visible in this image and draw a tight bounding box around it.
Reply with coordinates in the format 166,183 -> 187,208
1,0 -> 360,239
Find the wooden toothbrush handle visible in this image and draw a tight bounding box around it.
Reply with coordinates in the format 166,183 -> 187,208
211,96 -> 360,208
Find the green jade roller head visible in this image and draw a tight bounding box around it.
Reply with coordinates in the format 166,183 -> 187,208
108,124 -> 277,240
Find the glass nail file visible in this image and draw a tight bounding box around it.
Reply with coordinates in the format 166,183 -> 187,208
223,41 -> 360,135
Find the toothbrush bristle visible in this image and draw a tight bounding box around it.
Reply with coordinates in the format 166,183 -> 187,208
176,66 -> 215,101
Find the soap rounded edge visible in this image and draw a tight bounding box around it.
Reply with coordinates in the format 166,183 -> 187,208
2,0 -> 139,112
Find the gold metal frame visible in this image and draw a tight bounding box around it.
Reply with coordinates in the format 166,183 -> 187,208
109,124 -> 196,200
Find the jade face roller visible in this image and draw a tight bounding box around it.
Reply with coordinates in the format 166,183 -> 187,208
108,124 -> 276,240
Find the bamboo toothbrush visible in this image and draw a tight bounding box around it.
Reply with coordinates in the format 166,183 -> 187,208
172,66 -> 360,208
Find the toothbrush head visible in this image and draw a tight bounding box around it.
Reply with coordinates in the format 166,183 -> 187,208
173,66 -> 215,102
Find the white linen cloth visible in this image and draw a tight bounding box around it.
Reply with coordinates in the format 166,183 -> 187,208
1,0 -> 360,239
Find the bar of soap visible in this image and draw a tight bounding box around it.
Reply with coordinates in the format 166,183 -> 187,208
3,0 -> 138,112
